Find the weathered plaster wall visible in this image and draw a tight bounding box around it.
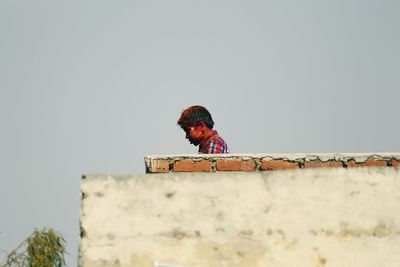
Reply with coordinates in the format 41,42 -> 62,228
80,167 -> 400,267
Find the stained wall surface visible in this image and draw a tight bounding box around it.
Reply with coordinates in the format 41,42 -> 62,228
80,167 -> 400,267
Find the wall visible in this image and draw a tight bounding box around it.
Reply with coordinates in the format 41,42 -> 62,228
80,153 -> 400,267
145,153 -> 400,173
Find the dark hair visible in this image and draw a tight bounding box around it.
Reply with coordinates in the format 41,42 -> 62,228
177,105 -> 215,129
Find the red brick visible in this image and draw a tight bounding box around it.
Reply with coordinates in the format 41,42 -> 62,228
304,160 -> 343,168
173,160 -> 212,172
216,159 -> 256,171
392,160 -> 400,168
151,159 -> 170,173
347,159 -> 387,168
261,160 -> 299,170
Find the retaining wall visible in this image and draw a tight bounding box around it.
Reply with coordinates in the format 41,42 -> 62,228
80,153 -> 400,267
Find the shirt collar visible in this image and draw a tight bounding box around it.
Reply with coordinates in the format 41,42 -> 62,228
200,130 -> 219,146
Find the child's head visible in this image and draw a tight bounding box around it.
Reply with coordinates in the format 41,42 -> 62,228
177,105 -> 215,146
177,105 -> 214,130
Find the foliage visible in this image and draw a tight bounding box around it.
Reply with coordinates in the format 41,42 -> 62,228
0,228 -> 66,267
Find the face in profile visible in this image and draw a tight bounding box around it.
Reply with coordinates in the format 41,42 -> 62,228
184,125 -> 204,146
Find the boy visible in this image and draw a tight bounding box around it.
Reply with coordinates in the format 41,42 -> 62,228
177,105 -> 229,154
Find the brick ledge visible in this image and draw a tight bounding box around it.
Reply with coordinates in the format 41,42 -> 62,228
145,153 -> 400,173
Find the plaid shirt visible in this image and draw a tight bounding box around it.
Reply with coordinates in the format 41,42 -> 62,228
199,130 -> 229,154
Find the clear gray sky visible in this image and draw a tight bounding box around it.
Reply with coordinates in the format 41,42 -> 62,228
0,0 -> 399,266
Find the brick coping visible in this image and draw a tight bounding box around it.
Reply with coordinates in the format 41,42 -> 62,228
145,153 -> 400,173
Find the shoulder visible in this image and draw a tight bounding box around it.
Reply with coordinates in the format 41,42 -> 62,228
208,134 -> 229,154
209,134 -> 225,144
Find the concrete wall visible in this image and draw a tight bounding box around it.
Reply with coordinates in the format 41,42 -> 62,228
80,167 -> 400,267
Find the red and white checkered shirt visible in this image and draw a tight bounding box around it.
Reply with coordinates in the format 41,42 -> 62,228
198,130 -> 229,154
